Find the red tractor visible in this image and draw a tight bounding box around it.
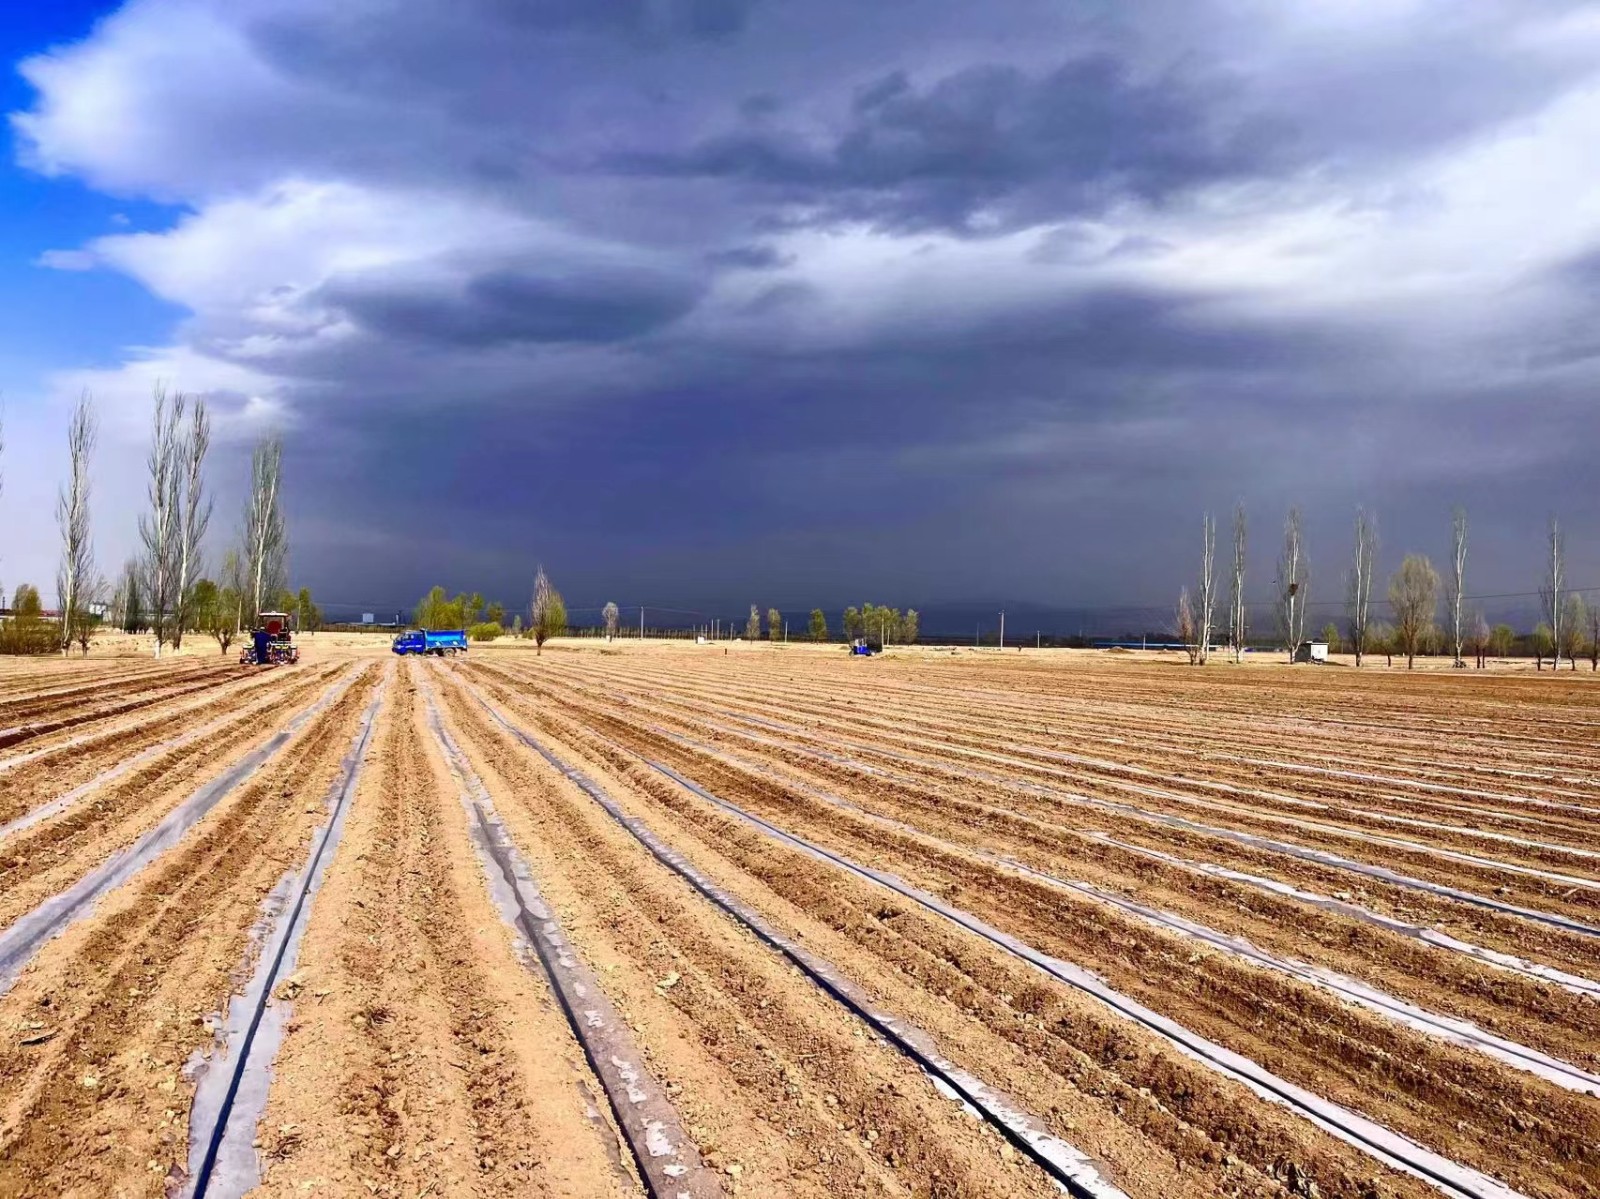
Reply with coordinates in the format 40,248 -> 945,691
240,611 -> 300,666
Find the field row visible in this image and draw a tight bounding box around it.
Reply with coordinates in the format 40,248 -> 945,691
0,648 -> 1593,1198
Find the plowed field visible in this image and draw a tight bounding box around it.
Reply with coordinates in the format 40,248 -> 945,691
1,642 -> 1594,1199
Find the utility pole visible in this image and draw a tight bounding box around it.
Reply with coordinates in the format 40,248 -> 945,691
999,610 -> 1005,650
640,606 -> 645,639
1037,630 -> 1041,649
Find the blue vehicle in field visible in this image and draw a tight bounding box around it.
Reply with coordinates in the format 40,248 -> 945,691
392,629 -> 468,656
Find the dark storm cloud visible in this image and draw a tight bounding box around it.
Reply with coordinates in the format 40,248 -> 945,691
704,243 -> 790,270
13,0 -> 1600,615
474,0 -> 759,38
606,55 -> 1282,231
317,260 -> 704,347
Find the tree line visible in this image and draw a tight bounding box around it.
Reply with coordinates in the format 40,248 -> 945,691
399,588 -> 925,651
1177,504 -> 1597,670
719,603 -> 921,645
0,386 -> 296,656
412,565 -> 566,652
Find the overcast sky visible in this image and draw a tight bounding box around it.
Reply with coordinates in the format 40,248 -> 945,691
1,1 -> 1597,624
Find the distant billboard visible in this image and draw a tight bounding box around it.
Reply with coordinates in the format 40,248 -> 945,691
361,612 -> 375,625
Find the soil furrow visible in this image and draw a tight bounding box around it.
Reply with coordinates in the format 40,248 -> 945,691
0,667 -> 381,1197
433,663 -> 1078,1199
252,658 -> 632,1198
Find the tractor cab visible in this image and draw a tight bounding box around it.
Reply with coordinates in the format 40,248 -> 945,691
240,611 -> 300,666
849,637 -> 878,656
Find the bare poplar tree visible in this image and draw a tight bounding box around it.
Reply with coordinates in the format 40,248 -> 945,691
1447,506 -> 1467,668
172,398 -> 212,649
1389,554 -> 1439,669
1197,512 -> 1216,664
223,548 -> 247,636
745,604 -> 761,641
1469,612 -> 1491,669
243,436 -> 287,627
138,386 -> 186,655
602,601 -> 620,641
1175,587 -> 1199,664
214,548 -> 247,653
1276,506 -> 1308,661
1346,506 -> 1377,667
1559,594 -> 1587,672
56,393 -> 98,655
1540,517 -> 1565,671
1229,502 -> 1246,663
530,564 -> 566,654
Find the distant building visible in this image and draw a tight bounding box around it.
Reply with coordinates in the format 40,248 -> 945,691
362,613 -> 375,625
0,608 -> 62,624
1294,640 -> 1330,663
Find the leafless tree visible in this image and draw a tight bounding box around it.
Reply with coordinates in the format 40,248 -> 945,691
1175,586 -> 1199,664
1533,622 -> 1556,670
1388,554 -> 1439,669
56,393 -> 98,655
1276,506 -> 1308,661
745,604 -> 761,641
1346,506 -> 1377,667
602,600 -> 620,641
1229,502 -> 1246,662
531,564 -> 566,654
1468,612 -> 1490,669
243,436 -> 287,627
1559,594 -> 1587,672
171,398 -> 212,650
138,386 -> 185,655
1446,506 -> 1468,668
1196,512 -> 1216,664
219,548 -> 246,650
1540,517 -> 1565,671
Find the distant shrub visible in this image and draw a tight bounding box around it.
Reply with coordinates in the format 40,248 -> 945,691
469,621 -> 504,643
0,619 -> 59,655
1,584 -> 58,655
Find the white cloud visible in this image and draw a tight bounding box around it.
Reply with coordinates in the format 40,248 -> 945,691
46,343 -> 285,440
12,0 -> 277,196
36,248 -> 98,270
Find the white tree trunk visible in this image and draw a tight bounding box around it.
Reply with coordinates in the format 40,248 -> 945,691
1449,507 -> 1467,667
1230,503 -> 1246,663
1197,512 -> 1216,664
56,394 -> 97,656
1348,506 -> 1376,668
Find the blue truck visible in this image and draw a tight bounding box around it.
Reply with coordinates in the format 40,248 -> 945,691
391,629 -> 469,656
